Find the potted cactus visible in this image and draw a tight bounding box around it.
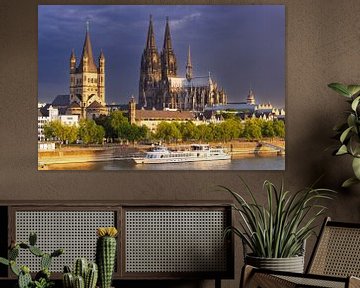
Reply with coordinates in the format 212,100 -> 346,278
0,232 -> 63,288
62,258 -> 98,288
96,227 -> 118,288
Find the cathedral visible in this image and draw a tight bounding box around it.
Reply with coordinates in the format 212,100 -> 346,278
68,22 -> 108,119
139,16 -> 227,111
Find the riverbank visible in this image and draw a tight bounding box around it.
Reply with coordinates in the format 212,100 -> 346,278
38,139 -> 285,169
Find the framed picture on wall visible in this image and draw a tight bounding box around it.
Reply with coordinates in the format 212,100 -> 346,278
38,5 -> 285,171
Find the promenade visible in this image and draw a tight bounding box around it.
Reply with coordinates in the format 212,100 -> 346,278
38,139 -> 285,169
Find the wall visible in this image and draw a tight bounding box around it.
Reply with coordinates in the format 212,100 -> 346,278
1,0 -> 360,287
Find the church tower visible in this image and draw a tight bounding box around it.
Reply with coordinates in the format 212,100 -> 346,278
247,89 -> 256,105
69,21 -> 106,119
139,15 -> 161,108
161,17 -> 177,80
186,45 -> 193,81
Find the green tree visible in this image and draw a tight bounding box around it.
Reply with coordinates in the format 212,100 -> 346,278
155,121 -> 181,143
126,124 -> 150,143
273,120 -> 285,138
107,110 -> 130,141
196,124 -> 214,142
261,121 -> 275,138
219,119 -> 243,142
78,119 -> 105,144
179,121 -> 197,141
243,118 -> 262,140
43,120 -> 78,144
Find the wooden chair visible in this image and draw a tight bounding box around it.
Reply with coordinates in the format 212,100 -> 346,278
241,217 -> 360,288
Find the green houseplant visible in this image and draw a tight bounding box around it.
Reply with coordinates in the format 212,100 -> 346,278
222,179 -> 334,272
328,83 -> 360,187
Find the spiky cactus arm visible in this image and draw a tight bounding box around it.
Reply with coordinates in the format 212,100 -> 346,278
74,258 -> 88,280
73,275 -> 85,288
96,236 -> 116,288
85,263 -> 98,288
63,272 -> 74,288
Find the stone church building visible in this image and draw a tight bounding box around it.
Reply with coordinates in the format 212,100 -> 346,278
139,16 -> 227,111
67,23 -> 108,119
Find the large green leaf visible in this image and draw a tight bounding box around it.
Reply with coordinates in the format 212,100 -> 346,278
347,85 -> 360,97
352,157 -> 360,179
351,96 -> 360,111
347,114 -> 356,127
340,127 -> 353,143
349,135 -> 360,156
336,144 -> 348,155
328,83 -> 352,98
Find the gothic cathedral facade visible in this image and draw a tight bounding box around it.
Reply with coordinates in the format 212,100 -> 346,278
139,16 -> 227,111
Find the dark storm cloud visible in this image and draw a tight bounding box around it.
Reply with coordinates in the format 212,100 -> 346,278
38,5 -> 285,107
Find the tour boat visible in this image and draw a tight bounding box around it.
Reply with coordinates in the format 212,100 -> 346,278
133,144 -> 231,164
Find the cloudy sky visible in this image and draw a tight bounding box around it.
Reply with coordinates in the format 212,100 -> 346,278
38,5 -> 285,107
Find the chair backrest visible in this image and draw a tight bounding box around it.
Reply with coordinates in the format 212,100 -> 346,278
307,217 -> 360,277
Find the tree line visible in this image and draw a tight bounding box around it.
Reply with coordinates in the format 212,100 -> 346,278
43,111 -> 285,145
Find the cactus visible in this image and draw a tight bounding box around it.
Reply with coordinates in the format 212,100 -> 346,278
63,259 -> 98,288
96,227 -> 118,288
74,258 -> 87,279
85,263 -> 98,288
64,265 -> 72,273
0,232 -> 63,288
0,257 -> 9,266
10,260 -> 20,276
9,246 -> 19,260
74,275 -> 85,288
18,270 -> 32,288
41,253 -> 52,270
29,232 -> 37,246
29,245 -> 44,257
63,272 -> 74,288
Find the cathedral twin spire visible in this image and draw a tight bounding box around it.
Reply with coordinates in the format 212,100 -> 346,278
143,15 -> 190,80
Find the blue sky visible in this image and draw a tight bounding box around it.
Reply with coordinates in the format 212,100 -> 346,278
38,5 -> 285,106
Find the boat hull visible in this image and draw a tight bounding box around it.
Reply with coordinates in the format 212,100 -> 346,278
133,154 -> 231,164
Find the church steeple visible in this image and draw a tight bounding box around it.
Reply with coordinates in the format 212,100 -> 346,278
70,49 -> 76,74
161,16 -> 177,79
146,15 -> 157,50
139,15 -> 161,109
163,17 -> 173,51
186,45 -> 192,81
78,21 -> 98,73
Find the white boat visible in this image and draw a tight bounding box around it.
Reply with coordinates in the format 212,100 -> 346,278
133,144 -> 231,164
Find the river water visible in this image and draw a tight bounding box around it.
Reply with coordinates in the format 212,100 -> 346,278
46,155 -> 285,170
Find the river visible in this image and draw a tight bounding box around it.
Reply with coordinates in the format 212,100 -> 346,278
45,155 -> 285,170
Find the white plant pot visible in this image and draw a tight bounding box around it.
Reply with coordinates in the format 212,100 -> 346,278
245,254 -> 305,273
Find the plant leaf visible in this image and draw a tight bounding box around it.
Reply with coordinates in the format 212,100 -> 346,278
347,114 -> 356,128
328,83 -> 351,97
336,144 -> 348,155
352,157 -> 360,179
342,177 -> 360,188
0,257 -> 9,266
340,127 -> 353,143
347,85 -> 360,97
351,96 -> 360,111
